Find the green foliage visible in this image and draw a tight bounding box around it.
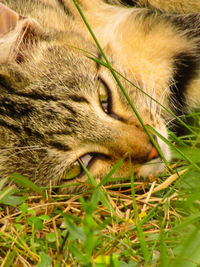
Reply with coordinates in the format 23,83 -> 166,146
36,252 -> 52,267
1,141 -> 200,266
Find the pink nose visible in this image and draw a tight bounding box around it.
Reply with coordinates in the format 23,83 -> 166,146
147,145 -> 159,161
146,134 -> 160,161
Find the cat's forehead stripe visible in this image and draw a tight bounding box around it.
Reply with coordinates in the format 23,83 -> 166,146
49,141 -> 71,151
69,95 -> 89,104
95,51 -> 103,71
0,120 -> 21,133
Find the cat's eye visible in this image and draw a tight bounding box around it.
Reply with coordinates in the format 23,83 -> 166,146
64,161 -> 82,180
63,154 -> 93,180
98,78 -> 110,113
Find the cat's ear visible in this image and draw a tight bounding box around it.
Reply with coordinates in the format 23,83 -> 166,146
0,3 -> 43,63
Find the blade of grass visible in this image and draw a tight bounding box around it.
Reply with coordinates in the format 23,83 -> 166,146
79,160 -> 116,216
98,159 -> 123,187
0,231 -> 39,261
129,155 -> 150,266
0,185 -> 16,204
160,221 -> 168,267
171,227 -> 200,267
0,178 -> 8,190
9,173 -> 44,196
140,169 -> 188,226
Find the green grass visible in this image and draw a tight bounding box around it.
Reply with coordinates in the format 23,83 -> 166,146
1,139 -> 200,267
1,2 -> 200,267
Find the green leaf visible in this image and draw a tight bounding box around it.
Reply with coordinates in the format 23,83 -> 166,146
94,255 -> 119,265
39,215 -> 50,221
46,233 -> 56,243
172,227 -> 200,267
0,185 -> 18,205
160,228 -> 167,267
1,194 -> 25,206
9,173 -> 43,194
172,146 -> 200,163
14,223 -> 23,231
27,216 -> 44,230
20,203 -> 28,214
36,252 -> 52,267
64,217 -> 86,241
70,244 -> 89,265
148,126 -> 200,172
3,249 -> 16,267
99,159 -> 123,187
79,162 -> 116,216
119,261 -> 138,267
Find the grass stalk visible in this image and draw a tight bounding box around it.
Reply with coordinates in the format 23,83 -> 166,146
129,155 -> 150,265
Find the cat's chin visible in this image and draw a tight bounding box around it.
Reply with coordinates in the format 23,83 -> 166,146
137,135 -> 171,177
137,157 -> 166,178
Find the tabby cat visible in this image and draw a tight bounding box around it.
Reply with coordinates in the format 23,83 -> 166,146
0,0 -> 200,192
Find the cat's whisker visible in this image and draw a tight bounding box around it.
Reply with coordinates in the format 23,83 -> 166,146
158,86 -> 168,116
131,72 -> 140,93
1,146 -> 47,158
166,114 -> 185,126
138,64 -> 151,110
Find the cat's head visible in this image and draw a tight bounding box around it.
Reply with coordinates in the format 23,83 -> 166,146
0,3 -> 170,192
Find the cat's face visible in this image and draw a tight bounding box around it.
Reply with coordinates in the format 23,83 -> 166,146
0,2 -> 170,192
0,35 -> 170,192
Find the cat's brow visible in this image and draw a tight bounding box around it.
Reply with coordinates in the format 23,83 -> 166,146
49,141 -> 71,151
0,120 -> 21,133
0,78 -> 57,101
58,102 -> 77,116
14,91 -> 58,101
69,95 -> 89,103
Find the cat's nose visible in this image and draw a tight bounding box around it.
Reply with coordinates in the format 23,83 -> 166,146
147,135 -> 159,161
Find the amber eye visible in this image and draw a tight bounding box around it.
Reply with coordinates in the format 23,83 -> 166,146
98,81 -> 110,113
63,154 -> 93,180
64,161 -> 82,180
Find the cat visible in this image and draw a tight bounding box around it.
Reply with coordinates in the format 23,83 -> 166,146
0,0 -> 200,192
